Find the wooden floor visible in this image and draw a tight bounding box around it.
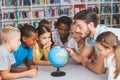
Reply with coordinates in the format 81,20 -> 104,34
14,58 -> 108,80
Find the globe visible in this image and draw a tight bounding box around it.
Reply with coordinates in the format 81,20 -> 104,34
48,46 -> 69,67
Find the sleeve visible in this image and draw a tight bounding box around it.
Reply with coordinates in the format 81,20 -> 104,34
27,48 -> 33,61
104,58 -> 107,68
0,56 -> 9,70
67,38 -> 75,48
85,37 -> 95,47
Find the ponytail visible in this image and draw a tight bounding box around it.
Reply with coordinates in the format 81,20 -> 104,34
114,42 -> 120,79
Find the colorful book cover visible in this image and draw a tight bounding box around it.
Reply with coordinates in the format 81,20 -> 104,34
74,4 -> 85,15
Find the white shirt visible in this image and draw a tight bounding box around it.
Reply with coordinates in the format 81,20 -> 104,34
104,54 -> 120,80
67,37 -> 80,53
0,45 -> 16,70
52,29 -> 71,48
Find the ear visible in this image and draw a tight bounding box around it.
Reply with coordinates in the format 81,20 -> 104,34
107,47 -> 113,53
22,36 -> 27,42
88,22 -> 94,30
7,38 -> 12,44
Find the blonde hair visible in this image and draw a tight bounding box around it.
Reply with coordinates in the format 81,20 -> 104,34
0,26 -> 20,44
96,31 -> 120,79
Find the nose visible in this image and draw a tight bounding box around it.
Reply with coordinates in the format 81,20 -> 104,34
76,26 -> 80,33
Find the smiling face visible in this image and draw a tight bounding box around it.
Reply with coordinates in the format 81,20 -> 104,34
39,32 -> 51,46
70,24 -> 81,42
22,32 -> 38,48
75,20 -> 91,38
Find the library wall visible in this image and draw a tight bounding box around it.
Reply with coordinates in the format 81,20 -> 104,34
0,0 -> 120,31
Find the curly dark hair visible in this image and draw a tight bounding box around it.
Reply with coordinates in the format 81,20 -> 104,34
20,25 -> 36,41
56,16 -> 72,29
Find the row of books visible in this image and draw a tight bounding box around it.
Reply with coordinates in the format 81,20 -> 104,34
0,26 -> 2,31
74,0 -> 119,3
88,6 -> 99,14
112,16 -> 120,24
2,0 -> 31,6
100,0 -> 120,2
0,0 -> 2,7
2,7 -> 72,20
1,20 -> 57,30
100,16 -> 120,25
101,4 -> 120,14
32,0 -> 71,5
45,7 -> 72,17
100,16 -> 110,25
87,4 -> 120,14
3,10 -> 31,20
2,0 -> 71,7
0,13 -> 2,20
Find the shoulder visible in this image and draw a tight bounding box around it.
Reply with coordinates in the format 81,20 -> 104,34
68,37 -> 76,43
85,37 -> 95,46
0,45 -> 9,56
96,24 -> 108,33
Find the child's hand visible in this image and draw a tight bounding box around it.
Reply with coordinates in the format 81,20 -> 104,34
66,48 -> 75,57
47,61 -> 51,66
29,65 -> 38,70
43,41 -> 52,49
28,69 -> 37,78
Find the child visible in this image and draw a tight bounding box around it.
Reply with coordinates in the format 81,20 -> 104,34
68,22 -> 85,54
0,27 -> 36,79
96,31 -> 120,80
33,26 -> 52,65
38,19 -> 50,29
52,16 -> 72,48
11,25 -> 38,72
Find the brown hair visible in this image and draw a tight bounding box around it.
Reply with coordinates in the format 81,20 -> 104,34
96,31 -> 120,79
74,9 -> 98,27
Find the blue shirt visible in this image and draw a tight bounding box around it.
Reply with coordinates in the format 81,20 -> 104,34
12,44 -> 33,67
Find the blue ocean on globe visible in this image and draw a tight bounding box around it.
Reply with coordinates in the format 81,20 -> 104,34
48,46 -> 69,67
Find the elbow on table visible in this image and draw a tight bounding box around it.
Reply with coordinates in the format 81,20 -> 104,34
94,68 -> 105,74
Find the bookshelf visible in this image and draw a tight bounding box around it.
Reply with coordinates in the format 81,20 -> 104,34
74,0 -> 120,28
0,0 -> 120,30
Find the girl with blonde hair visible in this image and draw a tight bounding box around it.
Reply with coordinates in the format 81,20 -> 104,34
96,31 -> 120,80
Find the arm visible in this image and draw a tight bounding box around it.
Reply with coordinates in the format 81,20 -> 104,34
43,48 -> 50,60
43,41 -> 52,60
1,66 -> 36,79
11,60 -> 37,73
10,66 -> 29,73
83,54 -> 106,74
80,45 -> 94,57
33,59 -> 51,66
33,47 -> 51,66
67,45 -> 94,63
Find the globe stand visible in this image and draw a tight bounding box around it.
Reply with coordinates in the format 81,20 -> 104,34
51,67 -> 65,77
